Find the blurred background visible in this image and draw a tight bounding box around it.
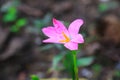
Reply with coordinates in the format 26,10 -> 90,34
0,0 -> 120,80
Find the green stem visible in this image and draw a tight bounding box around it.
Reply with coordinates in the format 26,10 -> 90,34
72,51 -> 79,80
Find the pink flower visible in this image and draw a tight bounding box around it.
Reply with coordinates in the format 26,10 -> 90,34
42,18 -> 84,50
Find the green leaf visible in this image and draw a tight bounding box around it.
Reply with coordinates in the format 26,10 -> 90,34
77,56 -> 94,67
31,75 -> 39,80
9,18 -> 27,32
98,3 -> 108,12
3,7 -> 17,22
3,14 -> 17,22
8,7 -> 17,15
92,64 -> 102,72
52,52 -> 65,70
63,52 -> 74,77
16,18 -> 27,27
10,25 -> 19,32
115,70 -> 120,77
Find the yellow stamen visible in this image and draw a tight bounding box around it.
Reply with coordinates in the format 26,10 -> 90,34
59,32 -> 70,43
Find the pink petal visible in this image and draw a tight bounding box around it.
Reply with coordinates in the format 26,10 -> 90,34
64,41 -> 78,50
43,38 -> 60,43
71,34 -> 84,43
42,26 -> 58,37
68,19 -> 83,36
42,26 -> 66,43
53,18 -> 69,35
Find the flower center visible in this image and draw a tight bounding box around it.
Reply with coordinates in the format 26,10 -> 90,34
59,32 -> 70,43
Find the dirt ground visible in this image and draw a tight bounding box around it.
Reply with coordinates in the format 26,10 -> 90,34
0,0 -> 120,80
